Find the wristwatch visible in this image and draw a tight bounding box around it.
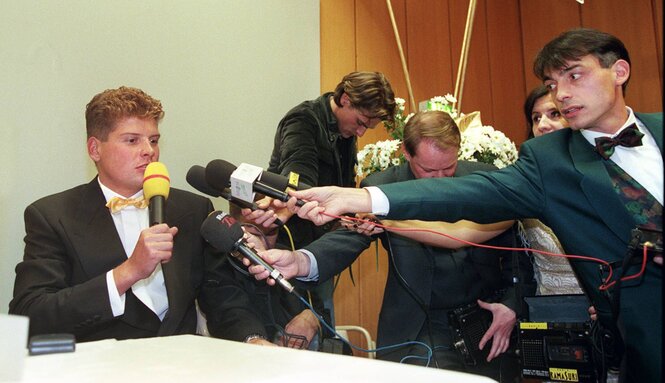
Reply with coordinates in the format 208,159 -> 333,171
244,334 -> 267,343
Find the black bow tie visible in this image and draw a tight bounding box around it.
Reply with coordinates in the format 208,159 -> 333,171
594,124 -> 644,160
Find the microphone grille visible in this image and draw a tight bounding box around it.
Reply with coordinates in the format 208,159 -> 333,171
187,165 -> 222,197
205,159 -> 237,191
200,211 -> 244,252
143,162 -> 170,200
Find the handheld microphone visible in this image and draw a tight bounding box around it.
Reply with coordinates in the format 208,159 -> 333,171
200,211 -> 294,293
143,162 -> 170,226
205,159 -> 305,207
259,170 -> 312,192
189,164 -> 284,226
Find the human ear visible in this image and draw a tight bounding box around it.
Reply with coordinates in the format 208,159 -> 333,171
340,93 -> 351,107
402,146 -> 412,162
87,137 -> 101,162
612,59 -> 630,87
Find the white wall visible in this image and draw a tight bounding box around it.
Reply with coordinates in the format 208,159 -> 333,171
0,1 -> 320,313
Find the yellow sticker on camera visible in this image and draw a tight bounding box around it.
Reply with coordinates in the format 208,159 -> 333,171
549,367 -> 579,382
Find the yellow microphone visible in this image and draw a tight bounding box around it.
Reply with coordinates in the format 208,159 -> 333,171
143,162 -> 170,226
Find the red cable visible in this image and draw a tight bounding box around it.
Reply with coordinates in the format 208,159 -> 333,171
324,212 -> 651,291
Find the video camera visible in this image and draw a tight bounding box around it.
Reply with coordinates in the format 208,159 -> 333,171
517,294 -> 598,382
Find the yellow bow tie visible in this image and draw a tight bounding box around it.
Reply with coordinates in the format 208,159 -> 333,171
106,196 -> 148,213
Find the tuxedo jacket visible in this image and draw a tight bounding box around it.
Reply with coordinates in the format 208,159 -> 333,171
305,161 -> 534,363
10,178 -> 213,342
377,113 -> 663,382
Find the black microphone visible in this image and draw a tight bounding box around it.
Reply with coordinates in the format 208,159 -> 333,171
143,162 -> 170,226
186,165 -> 222,197
205,159 -> 306,207
191,163 -> 284,226
259,170 -> 312,192
200,211 -> 294,293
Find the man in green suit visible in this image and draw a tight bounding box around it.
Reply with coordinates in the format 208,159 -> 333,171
283,29 -> 662,382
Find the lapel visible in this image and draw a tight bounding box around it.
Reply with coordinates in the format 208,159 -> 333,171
636,112 -> 663,152
568,131 -> 636,242
159,192 -> 196,331
70,179 -> 127,275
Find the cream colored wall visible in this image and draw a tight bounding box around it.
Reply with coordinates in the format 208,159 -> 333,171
0,1 -> 319,313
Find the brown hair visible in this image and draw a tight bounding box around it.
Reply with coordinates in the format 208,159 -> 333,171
332,71 -> 396,122
402,111 -> 460,156
85,86 -> 164,140
534,28 -> 631,93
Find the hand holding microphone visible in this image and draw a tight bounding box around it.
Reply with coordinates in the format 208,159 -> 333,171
186,164 -> 271,215
200,210 -> 295,293
205,160 -> 308,207
112,162 -> 176,294
141,162 -> 177,265
204,160 -> 299,228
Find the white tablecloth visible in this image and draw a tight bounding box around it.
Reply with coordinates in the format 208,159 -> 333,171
17,335 -> 497,382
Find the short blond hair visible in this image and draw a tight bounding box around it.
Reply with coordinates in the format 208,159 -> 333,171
85,86 -> 164,140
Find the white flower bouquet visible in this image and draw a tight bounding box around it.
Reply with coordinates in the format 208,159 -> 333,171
458,125 -> 518,169
356,94 -> 518,178
355,139 -> 403,178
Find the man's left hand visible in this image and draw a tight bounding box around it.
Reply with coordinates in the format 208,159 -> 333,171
477,299 -> 516,362
282,309 -> 319,349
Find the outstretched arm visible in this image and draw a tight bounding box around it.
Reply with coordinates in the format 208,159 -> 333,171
352,219 -> 514,249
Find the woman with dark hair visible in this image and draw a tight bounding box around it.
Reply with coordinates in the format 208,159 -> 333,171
524,85 -> 568,139
520,86 -> 582,295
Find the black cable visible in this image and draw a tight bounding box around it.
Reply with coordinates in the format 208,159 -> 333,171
382,231 -> 440,367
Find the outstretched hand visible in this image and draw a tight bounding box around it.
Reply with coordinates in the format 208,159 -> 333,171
286,186 -> 373,225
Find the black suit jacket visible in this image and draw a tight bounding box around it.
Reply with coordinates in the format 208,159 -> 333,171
305,161 -> 534,362
9,178 -> 213,342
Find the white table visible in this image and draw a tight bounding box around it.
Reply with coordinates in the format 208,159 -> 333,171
17,335 -> 497,382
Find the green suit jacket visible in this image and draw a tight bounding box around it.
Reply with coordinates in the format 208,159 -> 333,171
377,112 -> 663,382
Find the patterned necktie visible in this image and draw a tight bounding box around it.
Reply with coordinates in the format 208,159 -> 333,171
106,196 -> 148,213
594,124 -> 644,160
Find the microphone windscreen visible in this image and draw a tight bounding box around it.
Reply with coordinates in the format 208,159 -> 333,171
143,162 -> 170,200
200,211 -> 244,253
205,159 -> 237,191
187,165 -> 222,197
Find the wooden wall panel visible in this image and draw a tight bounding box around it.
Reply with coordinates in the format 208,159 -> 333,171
320,0 -> 356,91
519,0 -> 582,92
320,0 -> 663,356
356,0 -> 409,147
581,0 -> 663,112
449,0 -> 494,122
485,0 -> 527,141
405,0 -> 455,108
654,0 -> 663,83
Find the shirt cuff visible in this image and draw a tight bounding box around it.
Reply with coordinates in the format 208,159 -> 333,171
295,249 -> 319,282
106,270 -> 126,317
365,186 -> 390,215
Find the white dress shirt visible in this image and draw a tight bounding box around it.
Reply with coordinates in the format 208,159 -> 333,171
580,107 -> 663,204
100,180 -> 169,320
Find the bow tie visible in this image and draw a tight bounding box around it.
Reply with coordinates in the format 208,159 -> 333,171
594,124 -> 644,160
106,196 -> 148,213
